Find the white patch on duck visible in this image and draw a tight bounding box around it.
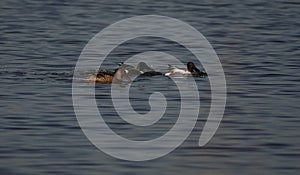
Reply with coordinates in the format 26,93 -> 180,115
165,64 -> 191,76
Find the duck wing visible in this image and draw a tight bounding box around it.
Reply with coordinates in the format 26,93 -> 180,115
137,62 -> 155,72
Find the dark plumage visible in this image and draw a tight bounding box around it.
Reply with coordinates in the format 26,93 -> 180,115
187,62 -> 208,77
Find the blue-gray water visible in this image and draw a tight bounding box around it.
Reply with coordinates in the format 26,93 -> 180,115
1,0 -> 300,174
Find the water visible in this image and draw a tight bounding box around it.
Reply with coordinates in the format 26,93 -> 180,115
1,0 -> 300,174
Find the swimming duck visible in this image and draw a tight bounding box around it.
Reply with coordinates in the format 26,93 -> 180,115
87,68 -> 131,84
165,62 -> 207,77
119,62 -> 163,76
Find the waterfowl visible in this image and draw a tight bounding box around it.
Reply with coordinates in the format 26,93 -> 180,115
87,68 -> 131,84
165,62 -> 207,77
119,62 -> 163,76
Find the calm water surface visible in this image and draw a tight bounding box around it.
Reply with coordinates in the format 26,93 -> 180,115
1,0 -> 300,175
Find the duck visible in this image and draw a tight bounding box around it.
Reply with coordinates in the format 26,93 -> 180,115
165,62 -> 207,77
87,67 -> 131,84
119,62 -> 163,76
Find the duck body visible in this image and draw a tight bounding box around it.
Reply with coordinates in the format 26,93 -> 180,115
94,70 -> 115,84
165,65 -> 191,76
165,62 -> 207,77
141,71 -> 163,76
88,68 -> 131,84
120,62 -> 163,77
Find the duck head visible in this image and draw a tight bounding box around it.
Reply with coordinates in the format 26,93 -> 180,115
187,62 -> 207,77
187,62 -> 200,73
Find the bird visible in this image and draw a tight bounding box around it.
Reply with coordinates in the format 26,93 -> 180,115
165,62 -> 207,77
87,67 -> 131,84
119,62 -> 163,76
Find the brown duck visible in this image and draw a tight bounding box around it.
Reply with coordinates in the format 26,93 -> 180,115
88,68 -> 131,84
